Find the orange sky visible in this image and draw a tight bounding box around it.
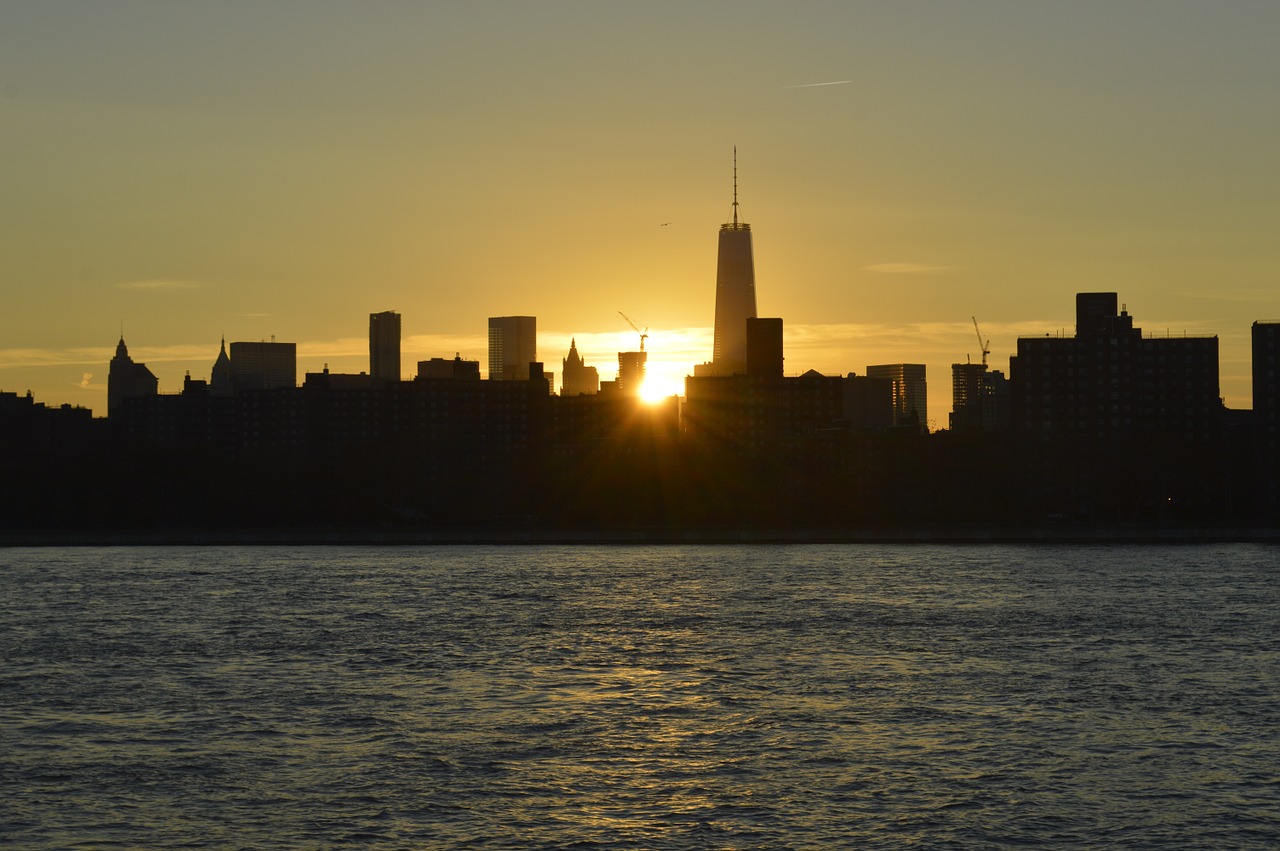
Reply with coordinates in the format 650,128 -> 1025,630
4,2 -> 1278,422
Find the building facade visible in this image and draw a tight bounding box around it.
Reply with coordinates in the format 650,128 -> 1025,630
418,355 -> 481,381
746,317 -> 784,379
1253,322 -> 1280,516
488,316 -> 537,381
1011,293 -> 1219,442
949,363 -> 1010,433
866,364 -> 928,432
616,351 -> 647,397
229,341 -> 297,391
369,311 -> 401,383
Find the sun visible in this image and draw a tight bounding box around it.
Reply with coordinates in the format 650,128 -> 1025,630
639,372 -> 684,403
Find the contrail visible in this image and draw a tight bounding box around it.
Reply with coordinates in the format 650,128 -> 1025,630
782,79 -> 853,89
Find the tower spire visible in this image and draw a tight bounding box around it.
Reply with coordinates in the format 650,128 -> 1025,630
732,146 -> 739,227
710,148 -> 757,373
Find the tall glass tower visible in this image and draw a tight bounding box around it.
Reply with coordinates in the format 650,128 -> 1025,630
488,316 -> 537,381
710,148 -> 757,374
369,310 -> 401,383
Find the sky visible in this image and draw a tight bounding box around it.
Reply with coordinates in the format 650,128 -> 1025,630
3,1 -> 1279,424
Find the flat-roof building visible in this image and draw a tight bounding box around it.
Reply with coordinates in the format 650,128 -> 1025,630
488,316 -> 537,381
229,341 -> 296,391
369,311 -> 401,383
866,364 -> 928,433
1011,293 -> 1219,443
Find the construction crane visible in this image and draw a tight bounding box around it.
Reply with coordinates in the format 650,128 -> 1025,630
618,311 -> 648,351
972,316 -> 990,367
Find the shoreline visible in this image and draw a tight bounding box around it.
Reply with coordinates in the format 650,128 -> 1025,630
3,526 -> 1280,547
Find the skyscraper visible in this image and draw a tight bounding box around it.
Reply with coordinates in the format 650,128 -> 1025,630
107,335 -> 158,417
710,148 -> 757,376
488,316 -> 537,381
369,310 -> 401,383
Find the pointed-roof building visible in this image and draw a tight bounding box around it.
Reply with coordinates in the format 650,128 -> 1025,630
210,337 -> 233,396
107,335 -> 158,417
561,338 -> 599,396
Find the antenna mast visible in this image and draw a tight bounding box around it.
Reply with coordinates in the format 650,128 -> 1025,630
732,146 -> 739,226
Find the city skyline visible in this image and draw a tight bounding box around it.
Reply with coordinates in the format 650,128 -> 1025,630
4,2 -> 1279,422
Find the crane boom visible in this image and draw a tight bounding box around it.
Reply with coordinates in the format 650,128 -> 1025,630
972,316 -> 990,367
618,310 -> 648,351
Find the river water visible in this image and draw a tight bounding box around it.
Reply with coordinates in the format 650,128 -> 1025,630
3,544 -> 1279,848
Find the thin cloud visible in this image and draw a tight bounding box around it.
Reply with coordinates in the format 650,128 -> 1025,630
782,80 -> 854,89
1178,288 -> 1280,304
295,334 -> 493,362
0,343 -> 216,369
863,263 -> 950,274
404,333 -> 489,359
0,347 -> 114,368
116,279 -> 205,290
296,337 -> 372,360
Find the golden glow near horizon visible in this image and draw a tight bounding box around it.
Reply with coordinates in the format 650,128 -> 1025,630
4,3 -> 1280,421
639,372 -> 683,404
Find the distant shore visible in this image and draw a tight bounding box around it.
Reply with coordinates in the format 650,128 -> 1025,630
3,525 -> 1280,546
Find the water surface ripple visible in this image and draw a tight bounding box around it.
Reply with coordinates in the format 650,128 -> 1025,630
3,544 -> 1279,848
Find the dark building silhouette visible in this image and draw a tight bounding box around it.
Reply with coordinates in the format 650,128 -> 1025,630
0,391 -> 101,529
706,150 -> 757,377
121,374 -> 237,453
747,317 -> 784,378
615,350 -> 647,398
1254,321 -> 1280,518
488,316 -> 537,381
1075,292 -> 1119,336
229,341 -> 296,392
560,339 -> 599,396
305,368 -> 373,390
210,337 -> 233,397
684,371 -> 893,450
107,336 -> 158,418
11,281 -> 1279,534
1,390 -> 95,447
418,354 -> 481,381
867,364 -> 927,432
950,363 -> 1010,432
369,311 -> 401,383
1011,293 -> 1220,442
842,374 -> 896,432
